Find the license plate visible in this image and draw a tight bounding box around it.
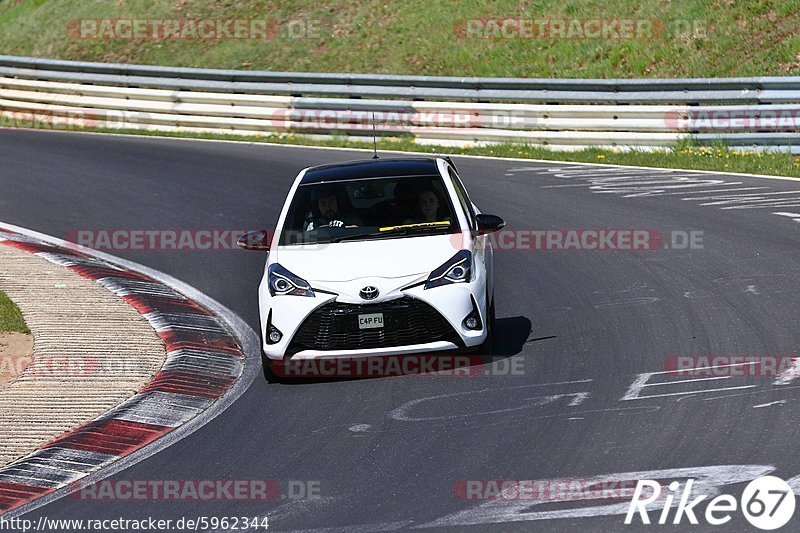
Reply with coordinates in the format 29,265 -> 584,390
358,313 -> 384,329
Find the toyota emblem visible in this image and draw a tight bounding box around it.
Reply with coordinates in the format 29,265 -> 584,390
359,286 -> 379,300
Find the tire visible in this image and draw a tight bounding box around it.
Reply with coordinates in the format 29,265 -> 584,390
261,351 -> 275,381
477,293 -> 495,356
263,353 -> 290,383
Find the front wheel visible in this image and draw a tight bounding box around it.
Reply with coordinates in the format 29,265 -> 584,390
477,293 -> 495,356
261,351 -> 276,381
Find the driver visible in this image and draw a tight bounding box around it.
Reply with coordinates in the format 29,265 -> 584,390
304,187 -> 362,231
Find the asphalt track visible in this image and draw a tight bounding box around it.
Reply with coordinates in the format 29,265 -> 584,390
2,128 -> 800,532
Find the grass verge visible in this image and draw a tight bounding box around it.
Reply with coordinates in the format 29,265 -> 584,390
0,0 -> 799,78
0,289 -> 30,334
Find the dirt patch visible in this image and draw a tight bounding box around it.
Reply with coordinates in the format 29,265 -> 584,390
0,244 -> 167,468
0,332 -> 33,388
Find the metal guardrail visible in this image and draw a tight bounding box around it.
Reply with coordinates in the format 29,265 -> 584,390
0,55 -> 798,152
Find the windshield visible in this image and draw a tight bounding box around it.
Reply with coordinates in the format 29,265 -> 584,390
279,175 -> 459,245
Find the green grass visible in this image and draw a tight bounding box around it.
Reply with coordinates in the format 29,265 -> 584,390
0,0 -> 799,77
0,289 -> 30,334
44,126 -> 800,179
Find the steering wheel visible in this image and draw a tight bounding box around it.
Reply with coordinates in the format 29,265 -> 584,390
315,220 -> 345,229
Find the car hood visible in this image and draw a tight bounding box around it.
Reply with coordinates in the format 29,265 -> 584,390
274,234 -> 461,282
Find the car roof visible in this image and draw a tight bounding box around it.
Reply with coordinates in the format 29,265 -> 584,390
300,157 -> 443,184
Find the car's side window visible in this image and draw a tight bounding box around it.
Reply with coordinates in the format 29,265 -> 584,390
447,165 -> 477,231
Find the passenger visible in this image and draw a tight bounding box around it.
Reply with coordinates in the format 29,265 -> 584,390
405,189 -> 449,224
417,190 -> 441,222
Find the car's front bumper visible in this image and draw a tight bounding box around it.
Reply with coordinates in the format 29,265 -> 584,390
259,276 -> 488,361
285,340 -> 460,360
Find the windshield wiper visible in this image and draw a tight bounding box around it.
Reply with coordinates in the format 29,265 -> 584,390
331,223 -> 451,243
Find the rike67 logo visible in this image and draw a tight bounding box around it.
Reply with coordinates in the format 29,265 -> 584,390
626,476 -> 795,530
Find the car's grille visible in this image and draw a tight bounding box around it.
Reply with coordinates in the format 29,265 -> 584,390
287,297 -> 460,353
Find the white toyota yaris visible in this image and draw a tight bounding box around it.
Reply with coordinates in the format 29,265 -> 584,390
238,157 -> 505,371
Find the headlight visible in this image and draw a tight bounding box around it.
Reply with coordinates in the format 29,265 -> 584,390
424,250 -> 472,289
268,263 -> 313,297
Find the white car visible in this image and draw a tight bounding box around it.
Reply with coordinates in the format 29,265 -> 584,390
238,157 -> 505,373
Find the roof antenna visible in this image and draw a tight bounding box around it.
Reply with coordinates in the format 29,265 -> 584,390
371,112 -> 379,159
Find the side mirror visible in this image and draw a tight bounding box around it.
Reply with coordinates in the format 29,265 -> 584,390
237,230 -> 271,251
476,214 -> 506,235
